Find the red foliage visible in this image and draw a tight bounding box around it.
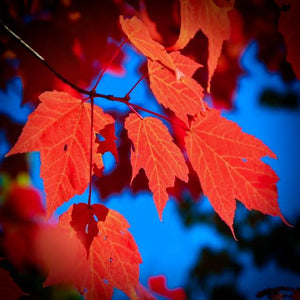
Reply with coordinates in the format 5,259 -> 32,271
185,109 -> 289,237
6,91 -> 113,217
1,0 -> 296,298
70,203 -> 109,255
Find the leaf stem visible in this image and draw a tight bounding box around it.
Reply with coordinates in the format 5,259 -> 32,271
93,94 -> 189,131
125,72 -> 149,99
128,104 -> 143,119
129,102 -> 189,131
87,96 -> 94,207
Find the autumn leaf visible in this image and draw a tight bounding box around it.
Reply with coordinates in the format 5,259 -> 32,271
148,51 -> 204,125
6,91 -> 114,217
125,114 -> 188,219
70,203 -> 109,256
277,1 -> 300,80
36,205 -> 141,300
185,109 -> 288,236
172,0 -> 234,87
119,15 -> 176,72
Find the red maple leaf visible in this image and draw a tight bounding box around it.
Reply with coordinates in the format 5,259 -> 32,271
125,114 -> 188,219
171,0 -> 234,88
119,15 -> 177,72
36,206 -> 141,299
185,109 -> 289,237
70,203 -> 109,256
148,51 -> 204,125
6,91 -> 114,217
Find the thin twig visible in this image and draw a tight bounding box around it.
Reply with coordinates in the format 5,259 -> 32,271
0,19 -> 89,95
128,104 -> 143,119
87,95 -> 94,207
91,38 -> 128,92
125,72 -> 149,99
1,19 -> 190,132
94,93 -> 189,130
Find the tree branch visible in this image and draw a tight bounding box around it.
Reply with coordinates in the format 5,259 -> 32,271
0,19 -> 190,131
0,19 -> 89,95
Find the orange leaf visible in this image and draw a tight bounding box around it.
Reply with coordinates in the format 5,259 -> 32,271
148,51 -> 204,125
125,115 -> 188,219
6,91 -> 114,217
36,206 -> 141,299
277,1 -> 300,80
119,15 -> 176,72
172,0 -> 234,87
185,109 -> 288,237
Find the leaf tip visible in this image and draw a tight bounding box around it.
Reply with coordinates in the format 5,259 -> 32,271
280,213 -> 293,228
5,146 -> 18,158
4,151 -> 11,158
229,224 -> 238,241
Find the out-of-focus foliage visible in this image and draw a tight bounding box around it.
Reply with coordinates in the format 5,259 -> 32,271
178,199 -> 300,299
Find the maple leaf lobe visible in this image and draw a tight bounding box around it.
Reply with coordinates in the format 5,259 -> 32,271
125,114 -> 188,220
119,15 -> 176,71
172,0 -> 234,88
6,91 -> 114,217
185,109 -> 288,236
148,52 -> 204,126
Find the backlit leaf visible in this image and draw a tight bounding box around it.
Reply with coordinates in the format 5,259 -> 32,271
6,91 -> 114,217
70,203 -> 109,256
185,109 -> 288,236
119,15 -> 176,71
37,206 -> 141,299
125,114 -> 188,219
148,51 -> 204,125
